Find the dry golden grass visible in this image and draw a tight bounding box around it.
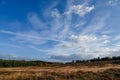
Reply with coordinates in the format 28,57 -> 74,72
0,64 -> 120,80
0,64 -> 120,72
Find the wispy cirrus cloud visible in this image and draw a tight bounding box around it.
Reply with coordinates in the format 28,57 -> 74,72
0,53 -> 32,60
28,13 -> 48,30
81,13 -> 110,35
64,3 -> 94,17
107,0 -> 120,6
0,0 -> 120,62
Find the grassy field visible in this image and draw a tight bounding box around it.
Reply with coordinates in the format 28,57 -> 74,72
0,64 -> 120,80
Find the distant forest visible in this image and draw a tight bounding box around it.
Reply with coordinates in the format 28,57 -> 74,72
0,56 -> 120,67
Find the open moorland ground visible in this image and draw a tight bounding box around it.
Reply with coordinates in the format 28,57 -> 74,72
0,63 -> 120,80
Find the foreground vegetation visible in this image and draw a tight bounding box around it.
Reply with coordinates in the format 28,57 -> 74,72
0,68 -> 120,80
0,56 -> 120,80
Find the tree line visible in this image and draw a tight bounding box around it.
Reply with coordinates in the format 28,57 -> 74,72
0,56 -> 120,67
0,60 -> 57,67
73,56 -> 120,63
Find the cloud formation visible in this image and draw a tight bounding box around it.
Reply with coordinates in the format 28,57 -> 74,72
64,4 -> 94,16
0,0 -> 120,62
107,0 -> 119,6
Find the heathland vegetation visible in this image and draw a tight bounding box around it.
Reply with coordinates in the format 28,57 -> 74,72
0,56 -> 120,80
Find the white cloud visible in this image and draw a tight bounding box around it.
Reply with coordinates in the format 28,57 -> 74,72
103,40 -> 110,44
107,0 -> 119,6
28,13 -> 47,30
81,13 -> 110,35
0,0 -> 120,62
51,8 -> 61,18
0,30 -> 15,35
64,4 -> 94,16
0,30 -> 63,46
43,1 -> 59,18
114,35 -> 120,41
70,35 -> 97,42
43,33 -> 120,61
0,53 -> 32,60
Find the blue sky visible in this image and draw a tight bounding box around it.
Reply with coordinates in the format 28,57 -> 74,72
0,0 -> 120,62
